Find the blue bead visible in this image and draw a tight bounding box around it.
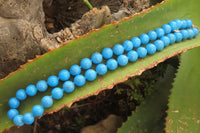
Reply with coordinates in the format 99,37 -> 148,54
117,55 -> 128,66
169,21 -> 178,31
32,105 -> 44,117
127,50 -> 138,62
167,33 -> 176,44
36,80 -> 48,92
154,40 -> 164,51
16,89 -> 27,101
91,52 -> 103,64
185,19 -> 192,28
162,24 -> 172,34
47,75 -> 59,87
26,85 -> 37,96
181,20 -> 187,29
139,34 -> 150,45
8,97 -> 20,109
148,31 -> 157,41
63,81 -> 75,93
174,32 -> 183,42
23,113 -> 34,125
192,27 -> 199,37
7,109 -> 19,120
106,59 -> 118,70
80,58 -> 92,70
58,69 -> 70,81
74,75 -> 86,87
51,87 -> 63,100
123,40 -> 133,51
102,48 -> 113,59
187,29 -> 195,39
181,30 -> 189,39
131,37 -> 141,48
85,69 -> 97,81
113,44 -> 124,55
13,115 -> 24,126
136,47 -> 147,58
155,28 -> 165,38
70,65 -> 81,76
41,96 -> 53,108
146,43 -> 156,55
96,64 -> 107,75
161,36 -> 170,47
174,19 -> 182,29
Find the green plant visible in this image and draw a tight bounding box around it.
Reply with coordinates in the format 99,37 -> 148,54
0,0 -> 200,132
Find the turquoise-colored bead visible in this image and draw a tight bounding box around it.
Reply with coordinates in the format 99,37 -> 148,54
96,64 -> 107,75
13,115 -> 24,126
74,75 -> 86,87
102,48 -> 113,59
41,96 -> 53,108
154,40 -> 164,51
106,59 -> 118,70
136,47 -> 147,58
36,80 -> 48,92
161,36 -> 170,47
123,40 -> 133,51
169,21 -> 178,31
26,85 -> 37,96
127,50 -> 138,62
155,28 -> 165,38
85,69 -> 97,81
80,58 -> 92,70
91,52 -> 103,64
192,27 -> 199,37
174,19 -> 182,29
181,20 -> 187,29
51,87 -> 63,100
185,19 -> 192,28
70,65 -> 81,76
167,33 -> 176,44
32,105 -> 44,117
187,29 -> 195,39
174,32 -> 183,42
131,37 -> 141,48
16,89 -> 27,101
162,24 -> 172,34
63,81 -> 75,93
113,44 -> 124,55
23,113 -> 34,125
139,34 -> 149,45
58,69 -> 70,81
181,30 -> 189,39
148,31 -> 157,41
47,75 -> 59,87
7,109 -> 19,120
146,43 -> 156,55
8,97 -> 20,109
117,55 -> 128,66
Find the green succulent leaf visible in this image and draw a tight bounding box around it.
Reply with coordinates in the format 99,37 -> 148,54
0,0 -> 200,131
166,47 -> 200,133
117,65 -> 176,133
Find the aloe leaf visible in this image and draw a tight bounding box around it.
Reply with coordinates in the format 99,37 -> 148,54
165,47 -> 200,132
0,0 -> 200,131
117,65 -> 176,133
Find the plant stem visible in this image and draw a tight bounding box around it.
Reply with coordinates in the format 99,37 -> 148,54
83,0 -> 93,10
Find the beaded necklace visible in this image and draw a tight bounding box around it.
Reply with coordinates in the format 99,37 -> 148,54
7,19 -> 199,126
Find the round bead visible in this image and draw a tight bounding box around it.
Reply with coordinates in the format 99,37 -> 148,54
32,105 -> 44,117
26,85 -> 37,96
174,19 -> 182,29
187,29 -> 195,39
127,50 -> 138,62
47,75 -> 59,87
161,36 -> 170,47
102,48 -> 113,59
7,109 -> 19,120
117,55 -> 128,66
91,52 -> 103,64
139,34 -> 150,45
51,87 -> 63,100
36,80 -> 48,92
131,37 -> 141,48
167,33 -> 176,44
106,59 -> 118,70
74,75 -> 86,87
162,24 -> 172,34
146,43 -> 156,55
154,40 -> 164,51
174,32 -> 183,42
63,81 -> 75,93
70,65 -> 81,76
192,27 -> 199,37
80,58 -> 92,70
181,30 -> 189,39
13,115 -> 24,126
136,47 -> 147,58
155,28 -> 165,38
16,89 -> 27,101
181,20 -> 187,29
85,69 -> 97,81
148,31 -> 157,41
113,44 -> 124,56
168,21 -> 178,31
123,40 -> 133,51
96,64 -> 107,75
41,96 -> 53,108
186,19 -> 192,28
58,69 -> 70,81
8,97 -> 20,109
23,113 -> 34,125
